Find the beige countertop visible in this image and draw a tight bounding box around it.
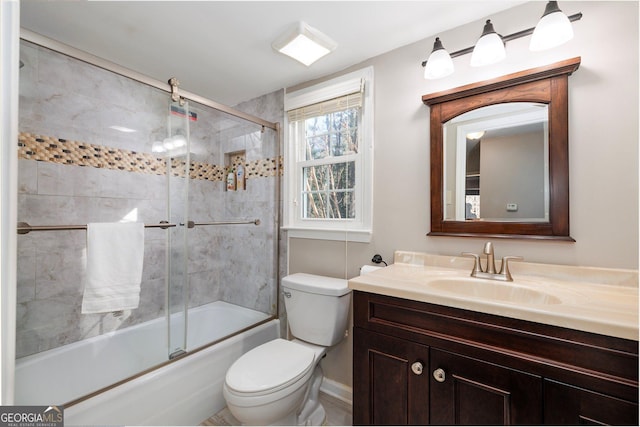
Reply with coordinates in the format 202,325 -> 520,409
349,251 -> 639,341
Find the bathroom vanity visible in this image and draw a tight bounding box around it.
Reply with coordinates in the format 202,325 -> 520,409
349,251 -> 638,425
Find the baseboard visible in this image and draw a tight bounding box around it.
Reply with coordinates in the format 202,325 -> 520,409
320,377 -> 353,406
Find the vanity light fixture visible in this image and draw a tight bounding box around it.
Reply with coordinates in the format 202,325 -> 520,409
530,1 -> 574,51
272,21 -> 337,66
470,20 -> 506,67
420,1 -> 581,78
424,37 -> 455,79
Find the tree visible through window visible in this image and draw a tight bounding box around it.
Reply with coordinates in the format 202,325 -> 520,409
302,108 -> 359,219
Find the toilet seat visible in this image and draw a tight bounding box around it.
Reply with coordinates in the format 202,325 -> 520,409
225,339 -> 316,397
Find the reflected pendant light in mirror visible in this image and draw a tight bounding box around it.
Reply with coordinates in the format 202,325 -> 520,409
471,20 -> 505,67
530,1 -> 574,51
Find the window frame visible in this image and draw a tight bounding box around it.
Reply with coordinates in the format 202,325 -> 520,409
283,67 -> 374,242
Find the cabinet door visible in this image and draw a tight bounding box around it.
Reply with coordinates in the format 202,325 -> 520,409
430,348 -> 542,425
544,379 -> 639,425
353,328 -> 430,425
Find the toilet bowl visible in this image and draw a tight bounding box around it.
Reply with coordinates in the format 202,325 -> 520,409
223,273 -> 351,426
223,339 -> 326,425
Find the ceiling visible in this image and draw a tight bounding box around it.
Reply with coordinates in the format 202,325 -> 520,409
20,1 -> 527,107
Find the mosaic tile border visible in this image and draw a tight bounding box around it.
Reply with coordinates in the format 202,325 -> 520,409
18,132 -> 282,181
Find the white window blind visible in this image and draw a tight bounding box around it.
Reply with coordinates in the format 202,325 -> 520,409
287,89 -> 363,123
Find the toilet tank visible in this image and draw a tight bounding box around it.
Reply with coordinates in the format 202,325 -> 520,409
282,273 -> 351,347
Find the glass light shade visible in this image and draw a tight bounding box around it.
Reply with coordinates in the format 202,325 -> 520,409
471,30 -> 505,67
424,38 -> 454,79
171,135 -> 187,148
273,22 -> 337,66
151,141 -> 166,153
279,34 -> 330,66
466,131 -> 485,140
162,137 -> 175,150
530,3 -> 574,51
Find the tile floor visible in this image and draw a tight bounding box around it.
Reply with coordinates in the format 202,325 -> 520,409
200,392 -> 352,426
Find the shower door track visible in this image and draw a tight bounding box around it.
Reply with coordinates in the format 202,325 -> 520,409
20,29 -> 278,131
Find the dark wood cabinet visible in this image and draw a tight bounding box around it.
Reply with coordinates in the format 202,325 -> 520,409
544,379 -> 639,425
353,329 -> 429,425
429,348 -> 542,425
353,291 -> 638,425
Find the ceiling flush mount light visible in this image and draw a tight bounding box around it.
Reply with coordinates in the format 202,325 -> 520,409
420,2 -> 582,79
272,21 -> 337,66
471,20 -> 505,67
530,1 -> 574,51
423,37 -> 454,80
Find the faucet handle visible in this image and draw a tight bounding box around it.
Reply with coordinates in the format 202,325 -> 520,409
499,256 -> 524,281
461,252 -> 481,275
483,241 -> 494,254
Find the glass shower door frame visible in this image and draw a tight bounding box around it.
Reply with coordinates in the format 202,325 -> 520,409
167,99 -> 191,359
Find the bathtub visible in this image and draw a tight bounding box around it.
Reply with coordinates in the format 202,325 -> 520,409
15,301 -> 278,425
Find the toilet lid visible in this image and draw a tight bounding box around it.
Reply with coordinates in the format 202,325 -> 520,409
225,339 -> 316,395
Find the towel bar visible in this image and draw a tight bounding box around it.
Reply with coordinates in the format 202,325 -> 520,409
181,219 -> 260,228
17,221 -> 176,235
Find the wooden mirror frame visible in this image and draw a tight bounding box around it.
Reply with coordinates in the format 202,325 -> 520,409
422,57 -> 581,240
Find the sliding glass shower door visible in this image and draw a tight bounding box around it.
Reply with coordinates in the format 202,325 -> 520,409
15,37 -> 279,407
166,100 -> 191,359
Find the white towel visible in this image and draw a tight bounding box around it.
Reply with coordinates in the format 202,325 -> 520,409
82,222 -> 145,314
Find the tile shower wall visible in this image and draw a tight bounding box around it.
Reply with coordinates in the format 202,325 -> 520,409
16,40 -> 281,358
17,41 -> 170,358
183,102 -> 280,316
234,91 -> 287,338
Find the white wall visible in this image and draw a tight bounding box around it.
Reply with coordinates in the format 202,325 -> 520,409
289,1 -> 639,392
481,131 -> 545,219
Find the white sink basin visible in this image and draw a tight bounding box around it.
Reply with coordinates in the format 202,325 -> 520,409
426,277 -> 563,305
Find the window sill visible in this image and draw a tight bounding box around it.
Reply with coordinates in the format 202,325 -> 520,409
283,226 -> 372,243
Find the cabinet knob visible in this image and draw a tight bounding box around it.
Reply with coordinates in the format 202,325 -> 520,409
433,368 -> 446,383
411,361 -> 424,375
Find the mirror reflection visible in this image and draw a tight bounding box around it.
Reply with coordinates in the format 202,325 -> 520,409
443,103 -> 549,222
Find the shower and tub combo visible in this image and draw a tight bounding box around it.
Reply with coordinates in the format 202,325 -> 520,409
13,31 -> 283,424
17,303 -> 279,425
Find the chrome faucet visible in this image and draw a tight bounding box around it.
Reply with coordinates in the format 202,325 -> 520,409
462,242 -> 523,282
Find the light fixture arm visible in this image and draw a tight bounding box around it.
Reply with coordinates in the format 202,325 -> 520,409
421,12 -> 582,67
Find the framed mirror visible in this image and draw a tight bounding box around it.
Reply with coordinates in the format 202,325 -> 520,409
422,57 -> 581,240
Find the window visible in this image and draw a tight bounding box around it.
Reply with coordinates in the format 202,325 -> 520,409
283,67 -> 373,242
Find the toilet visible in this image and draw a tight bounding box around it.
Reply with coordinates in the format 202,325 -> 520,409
223,273 -> 351,425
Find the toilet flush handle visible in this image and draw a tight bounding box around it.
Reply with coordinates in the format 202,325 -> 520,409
283,291 -> 291,298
